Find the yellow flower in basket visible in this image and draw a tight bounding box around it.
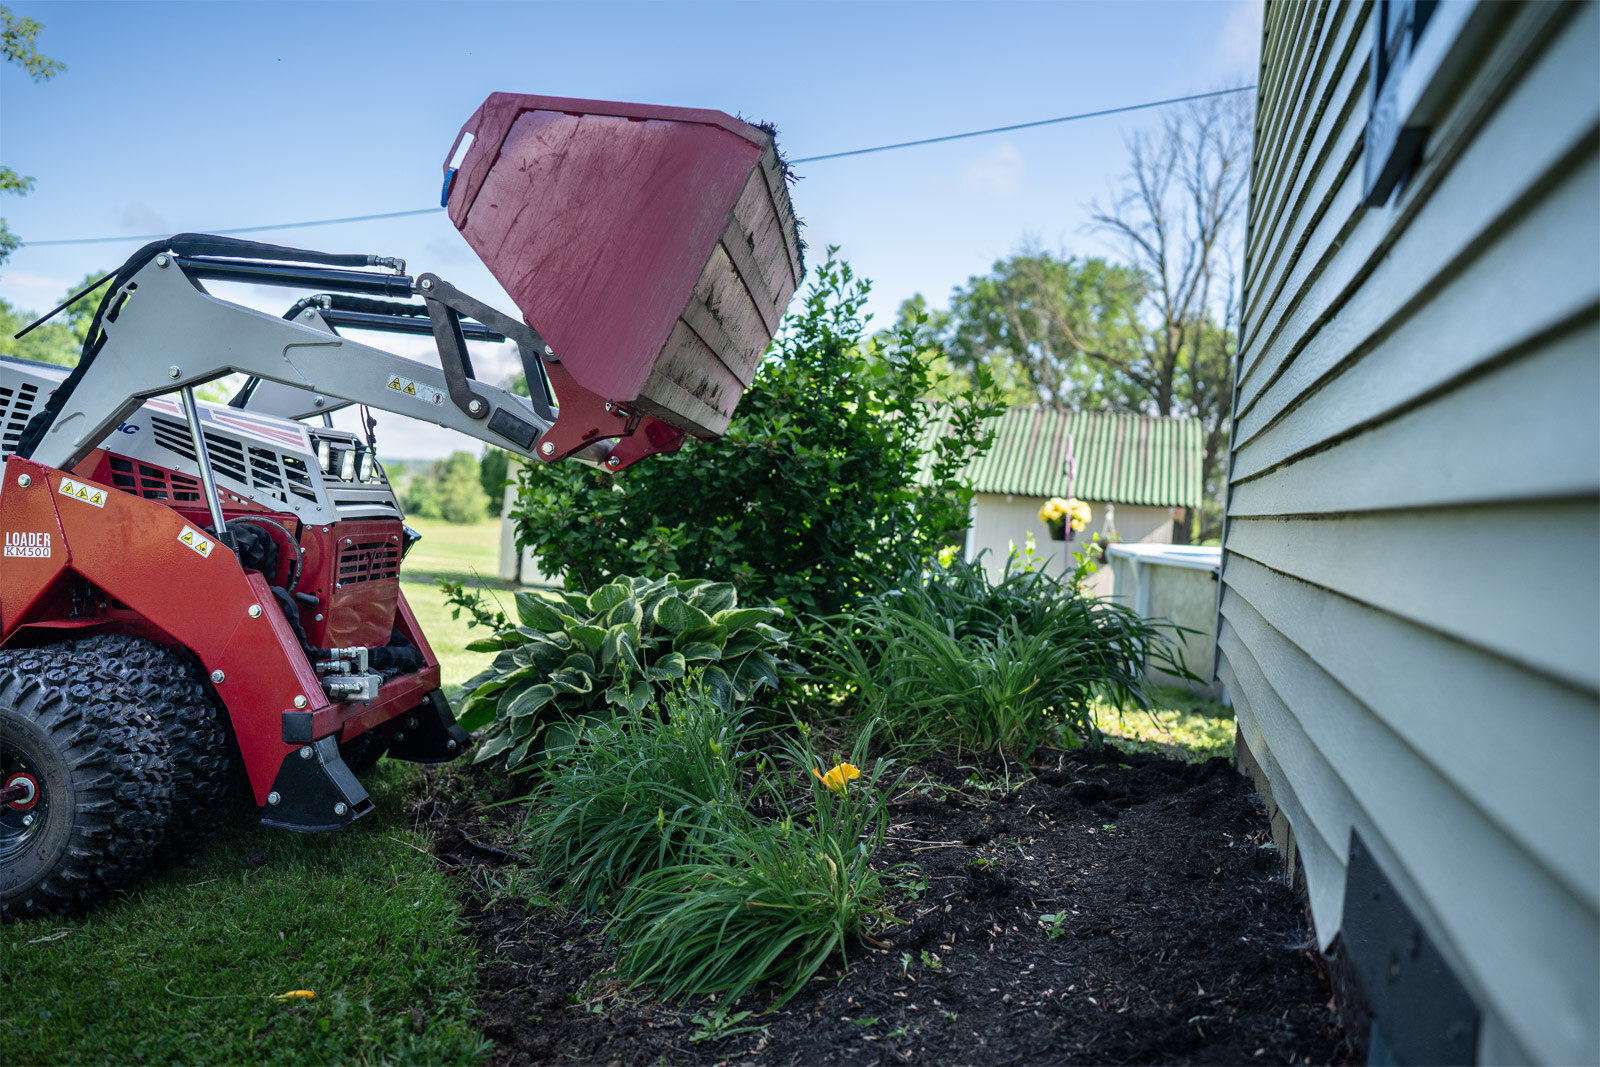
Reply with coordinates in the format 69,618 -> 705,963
1068,497 -> 1092,532
1037,497 -> 1070,524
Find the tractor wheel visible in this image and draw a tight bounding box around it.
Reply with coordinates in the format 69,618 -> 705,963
0,645 -> 173,920
69,635 -> 238,866
339,729 -> 389,776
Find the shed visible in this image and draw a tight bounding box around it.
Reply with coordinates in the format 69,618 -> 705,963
1218,2 -> 1598,1063
923,407 -> 1203,592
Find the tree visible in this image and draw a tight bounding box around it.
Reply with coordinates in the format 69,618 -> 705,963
404,452 -> 491,524
1088,93 -> 1250,534
511,248 -> 1003,617
0,298 -> 77,365
479,446 -> 511,518
912,93 -> 1250,540
0,6 -> 63,266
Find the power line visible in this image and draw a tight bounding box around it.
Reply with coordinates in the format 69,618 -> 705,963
19,85 -> 1256,248
23,208 -> 446,248
788,85 -> 1255,163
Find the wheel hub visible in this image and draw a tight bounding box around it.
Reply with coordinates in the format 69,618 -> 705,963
0,742 -> 49,861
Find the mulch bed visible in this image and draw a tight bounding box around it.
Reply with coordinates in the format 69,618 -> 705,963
412,746 -> 1353,1065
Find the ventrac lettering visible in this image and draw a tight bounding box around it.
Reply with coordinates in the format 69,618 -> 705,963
3,531 -> 52,558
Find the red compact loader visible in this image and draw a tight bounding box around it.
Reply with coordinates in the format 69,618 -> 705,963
0,93 -> 802,918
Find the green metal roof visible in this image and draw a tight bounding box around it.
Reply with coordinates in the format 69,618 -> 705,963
919,407 -> 1203,508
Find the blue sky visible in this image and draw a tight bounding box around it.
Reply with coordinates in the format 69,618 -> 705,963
2,0 -> 1260,457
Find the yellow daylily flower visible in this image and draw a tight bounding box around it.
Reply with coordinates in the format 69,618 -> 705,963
812,762 -> 862,795
274,990 -> 315,1001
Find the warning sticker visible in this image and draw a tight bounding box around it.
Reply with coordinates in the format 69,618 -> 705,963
58,478 -> 107,508
177,525 -> 215,558
4,531 -> 52,558
384,375 -> 445,407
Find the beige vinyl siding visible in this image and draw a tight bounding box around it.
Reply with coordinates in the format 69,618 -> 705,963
1219,2 -> 1599,1064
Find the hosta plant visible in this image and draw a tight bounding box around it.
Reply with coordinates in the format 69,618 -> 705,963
452,575 -> 796,770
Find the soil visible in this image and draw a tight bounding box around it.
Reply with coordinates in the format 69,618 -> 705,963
413,746 -> 1354,1066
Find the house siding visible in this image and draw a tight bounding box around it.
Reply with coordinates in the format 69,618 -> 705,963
1219,2 -> 1599,1064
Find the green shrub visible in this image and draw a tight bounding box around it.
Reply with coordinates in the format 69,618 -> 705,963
449,575 -> 796,770
509,248 -> 1003,617
609,725 -> 894,1008
522,686 -> 757,914
809,547 -> 1194,756
404,451 -> 491,524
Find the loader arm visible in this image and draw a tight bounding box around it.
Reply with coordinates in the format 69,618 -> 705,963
19,246 -> 674,474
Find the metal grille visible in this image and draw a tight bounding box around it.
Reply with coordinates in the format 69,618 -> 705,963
151,415 -> 317,504
108,455 -> 203,503
0,379 -> 40,457
337,539 -> 400,583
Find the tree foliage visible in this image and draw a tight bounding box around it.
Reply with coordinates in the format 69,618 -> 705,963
901,94 -> 1250,539
511,248 -> 1004,617
404,451 -> 491,524
0,5 -> 63,265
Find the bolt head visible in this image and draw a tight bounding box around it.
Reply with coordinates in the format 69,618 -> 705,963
420,278 -> 434,290
314,613 -> 324,622
539,441 -> 555,456
299,745 -> 314,760
155,254 -> 170,267
16,474 -> 30,488
543,344 -> 553,356
210,669 -> 225,684
469,400 -> 485,415
406,717 -> 419,729
393,732 -> 405,744
167,365 -> 181,379
267,791 -> 282,806
293,695 -> 308,709
334,802 -> 349,816
446,739 -> 458,752
22,812 -> 35,826
248,604 -> 263,618
606,456 -> 621,468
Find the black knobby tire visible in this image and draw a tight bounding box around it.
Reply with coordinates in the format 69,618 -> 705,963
339,729 -> 389,776
68,635 -> 237,867
0,645 -> 173,920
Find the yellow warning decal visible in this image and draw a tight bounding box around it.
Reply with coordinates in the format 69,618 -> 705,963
58,478 -> 108,508
384,374 -> 445,407
177,525 -> 215,558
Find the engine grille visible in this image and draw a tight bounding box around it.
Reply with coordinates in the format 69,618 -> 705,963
337,538 -> 401,583
0,379 -> 40,457
151,415 -> 317,505
108,455 -> 203,503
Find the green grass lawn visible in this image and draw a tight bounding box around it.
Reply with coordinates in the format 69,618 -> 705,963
1095,685 -> 1236,762
0,763 -> 486,1065
398,517 -> 512,690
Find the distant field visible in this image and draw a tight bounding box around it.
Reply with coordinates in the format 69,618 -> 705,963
397,517 -> 510,690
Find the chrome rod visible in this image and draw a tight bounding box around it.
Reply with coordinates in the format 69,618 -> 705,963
179,386 -> 231,540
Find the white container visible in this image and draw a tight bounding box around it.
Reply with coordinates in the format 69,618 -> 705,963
1106,543 -> 1223,698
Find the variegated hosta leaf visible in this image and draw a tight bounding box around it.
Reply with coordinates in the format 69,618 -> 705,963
586,582 -> 631,615
713,607 -> 781,633
655,596 -> 713,636
516,592 -> 567,630
694,582 -> 738,616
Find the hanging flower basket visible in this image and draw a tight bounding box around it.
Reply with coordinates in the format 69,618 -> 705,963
1038,497 -> 1092,542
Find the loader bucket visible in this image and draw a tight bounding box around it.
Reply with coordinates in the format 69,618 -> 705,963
444,92 -> 803,448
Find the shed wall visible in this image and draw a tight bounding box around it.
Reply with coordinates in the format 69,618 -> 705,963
1219,2 -> 1599,1063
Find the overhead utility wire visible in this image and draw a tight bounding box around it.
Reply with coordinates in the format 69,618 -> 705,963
788,84 -> 1255,163
21,86 -> 1256,248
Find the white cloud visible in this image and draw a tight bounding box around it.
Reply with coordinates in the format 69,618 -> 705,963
960,142 -> 1026,199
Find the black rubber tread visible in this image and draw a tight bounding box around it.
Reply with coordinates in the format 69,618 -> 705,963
0,645 -> 173,920
67,635 -> 237,866
338,729 -> 389,776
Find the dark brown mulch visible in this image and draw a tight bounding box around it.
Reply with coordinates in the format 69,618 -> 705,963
412,746 -> 1353,1066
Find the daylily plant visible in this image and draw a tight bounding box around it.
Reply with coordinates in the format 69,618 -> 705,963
812,762 -> 862,795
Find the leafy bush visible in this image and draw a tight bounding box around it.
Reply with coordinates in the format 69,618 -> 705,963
609,724 -> 894,1008
809,547 -> 1194,756
404,451 -> 491,524
509,248 -> 1003,617
450,575 -> 796,770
